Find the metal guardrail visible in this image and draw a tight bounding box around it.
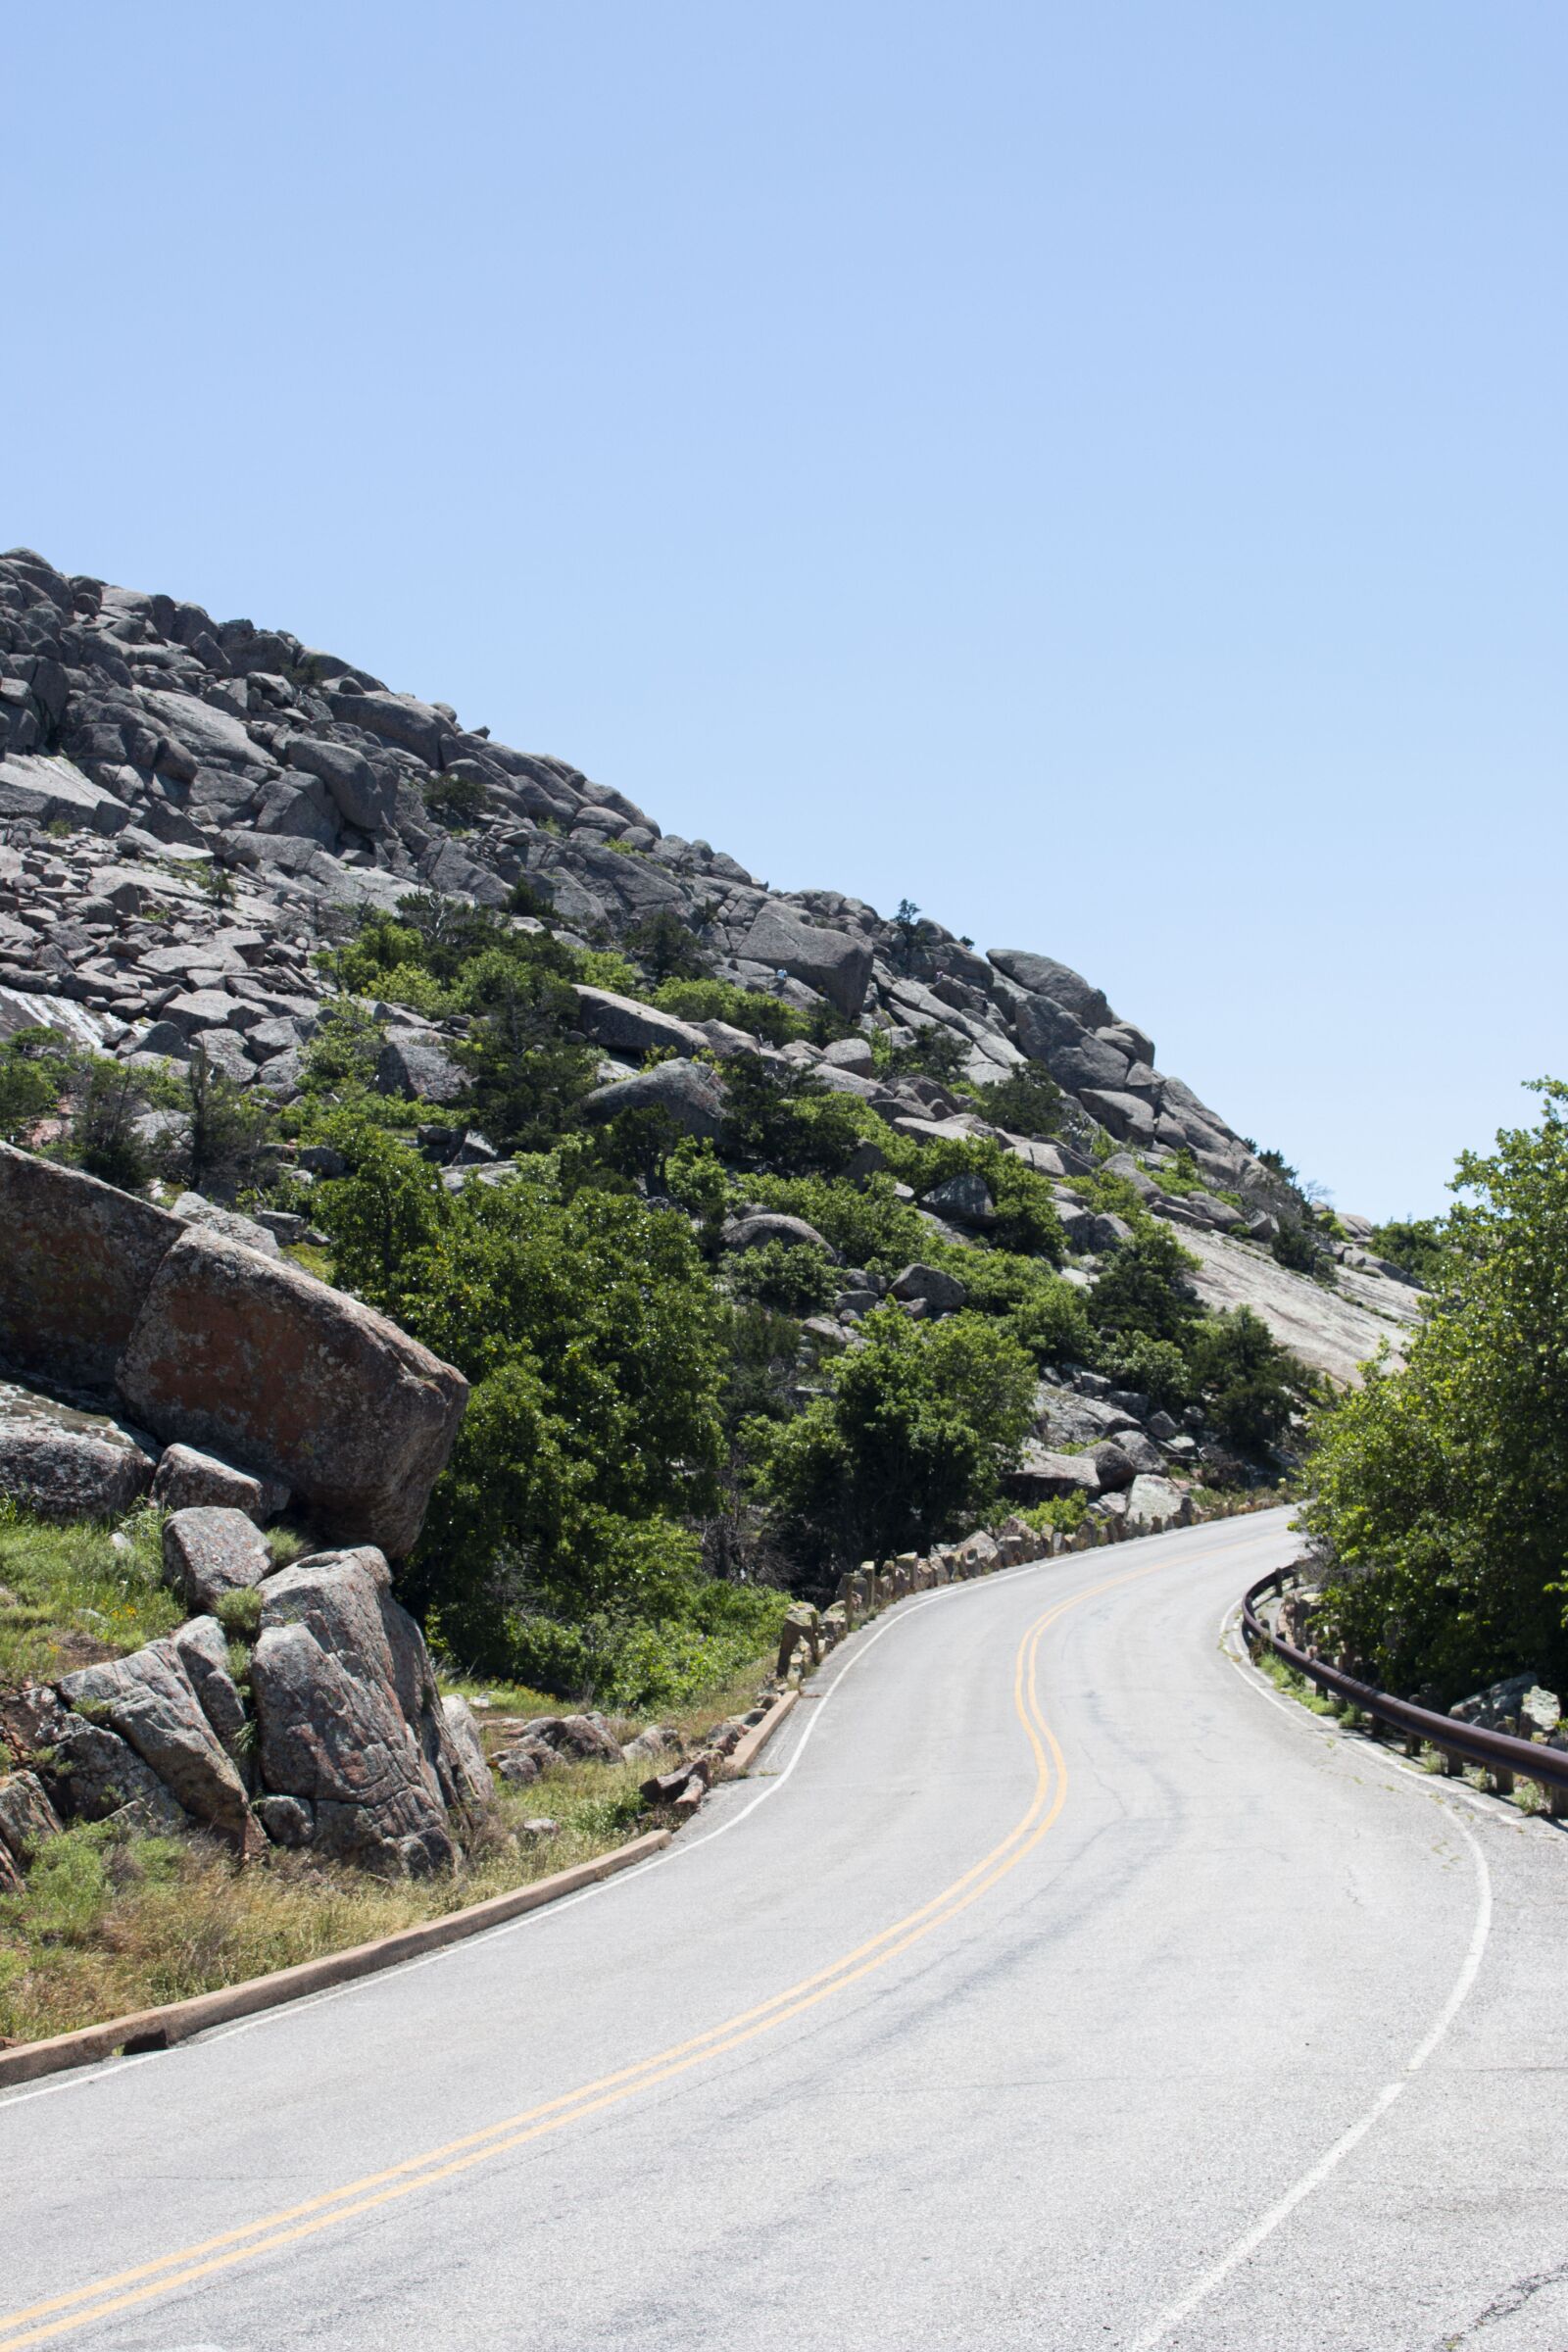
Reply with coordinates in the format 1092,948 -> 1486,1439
1241,1567 -> 1568,1815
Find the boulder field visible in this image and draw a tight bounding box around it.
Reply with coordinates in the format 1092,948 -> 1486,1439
0,545 -> 1422,1379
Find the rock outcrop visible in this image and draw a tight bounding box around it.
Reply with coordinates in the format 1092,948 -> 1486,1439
250,1545 -> 479,1874
0,545 -> 1422,1385
0,1143 -> 466,1556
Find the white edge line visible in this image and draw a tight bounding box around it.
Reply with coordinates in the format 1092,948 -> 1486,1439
0,1513 -> 1290,2115
1124,1604 -> 1496,2350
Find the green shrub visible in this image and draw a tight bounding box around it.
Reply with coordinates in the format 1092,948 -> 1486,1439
967,1065 -> 1064,1140
727,1239 -> 836,1316
759,1306 -> 1036,1568
1304,1080 -> 1568,1698
1186,1307 -> 1314,1453
1089,1224 -> 1201,1346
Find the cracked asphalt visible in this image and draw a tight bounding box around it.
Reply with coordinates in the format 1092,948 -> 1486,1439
2,1508 -> 1565,2352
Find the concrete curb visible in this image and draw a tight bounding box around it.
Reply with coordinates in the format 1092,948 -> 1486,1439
0,1828 -> 671,2093
722,1688 -> 799,1779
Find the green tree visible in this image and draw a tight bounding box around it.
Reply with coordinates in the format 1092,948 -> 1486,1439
0,1027 -> 73,1143
624,908 -> 710,983
760,1306 -> 1035,1568
970,1065 -> 1064,1140
1186,1307 -> 1312,1453
1304,1080 -> 1568,1698
1089,1224 -> 1201,1346
454,948 -> 595,1151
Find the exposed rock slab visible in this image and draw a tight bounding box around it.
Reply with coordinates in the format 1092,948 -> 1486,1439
1179,1228 -> 1420,1388
116,1226 -> 467,1557
0,1143 -> 179,1393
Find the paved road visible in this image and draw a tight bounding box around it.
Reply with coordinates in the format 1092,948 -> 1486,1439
3,1509 -> 1566,2352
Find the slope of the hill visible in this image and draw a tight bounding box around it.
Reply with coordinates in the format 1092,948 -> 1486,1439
0,545 -> 1416,1379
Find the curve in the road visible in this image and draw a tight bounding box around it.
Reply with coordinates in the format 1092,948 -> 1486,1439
0,1546 -> 1178,2352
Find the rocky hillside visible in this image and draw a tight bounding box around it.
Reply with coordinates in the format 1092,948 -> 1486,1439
0,545 -> 1416,1381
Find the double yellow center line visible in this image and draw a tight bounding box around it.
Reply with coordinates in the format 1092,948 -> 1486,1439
0,1550 -> 1172,2348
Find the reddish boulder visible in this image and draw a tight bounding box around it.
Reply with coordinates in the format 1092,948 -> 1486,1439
0,1142 -> 179,1392
116,1228 -> 467,1557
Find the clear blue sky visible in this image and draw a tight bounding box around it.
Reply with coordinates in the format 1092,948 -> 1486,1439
6,2 -> 1563,1217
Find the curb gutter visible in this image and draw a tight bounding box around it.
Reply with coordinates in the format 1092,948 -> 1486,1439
722,1688 -> 798,1779
0,1828 -> 671,2093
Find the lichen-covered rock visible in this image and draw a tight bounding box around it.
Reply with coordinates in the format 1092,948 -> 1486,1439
1123,1473 -> 1186,1530
49,1714 -> 189,1830
256,1793 -> 314,1848
161,1505 -> 270,1614
440,1694 -> 494,1808
0,1143 -> 180,1392
116,1226 -> 467,1557
57,1641 -> 252,1840
150,1442 -> 289,1523
0,1769 -> 63,1866
250,1547 -> 466,1874
0,1383 -> 157,1520
169,1614 -> 251,1770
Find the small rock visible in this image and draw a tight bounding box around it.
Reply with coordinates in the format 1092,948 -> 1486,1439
256,1794 -> 314,1848
151,1443 -> 288,1524
162,1505 -> 271,1614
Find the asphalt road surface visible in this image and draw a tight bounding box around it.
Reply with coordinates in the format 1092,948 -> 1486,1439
3,1508 -> 1566,2352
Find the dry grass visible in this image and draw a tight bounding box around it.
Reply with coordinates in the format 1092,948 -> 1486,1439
0,1662 -> 775,2047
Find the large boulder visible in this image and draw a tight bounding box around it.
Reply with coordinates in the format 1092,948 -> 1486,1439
374,1035 -> 467,1105
168,1616 -> 250,1768
720,1211 -> 835,1256
1006,1443 -> 1100,1498
988,951 -> 1114,1031
250,1546 -> 467,1873
57,1642 -> 253,1840
161,1505 -> 271,1614
739,906 -> 872,1017
0,1383 -> 156,1520
1123,1474 -> 1186,1530
890,1263 -> 967,1314
570,986 -> 708,1059
115,1227 -> 467,1557
583,1057 -> 725,1140
440,1695 -> 494,1809
0,1143 -> 180,1392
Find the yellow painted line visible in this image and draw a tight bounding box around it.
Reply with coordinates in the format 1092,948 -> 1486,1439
0,1547 -> 1176,2350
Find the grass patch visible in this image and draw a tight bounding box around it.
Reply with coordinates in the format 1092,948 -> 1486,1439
1254,1644 -> 1338,1716
0,1652 -> 776,2047
0,1502 -> 181,1688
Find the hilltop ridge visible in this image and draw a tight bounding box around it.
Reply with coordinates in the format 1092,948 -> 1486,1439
0,545 -> 1418,1380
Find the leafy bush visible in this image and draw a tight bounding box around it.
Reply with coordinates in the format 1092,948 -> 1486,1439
1303,1080 -> 1568,1698
746,1171 -> 930,1272
1088,1224 -> 1201,1346
727,1239 -> 836,1316
1367,1215 -> 1451,1286
652,976 -> 806,1047
968,1065 -> 1064,1140
759,1306 -> 1036,1569
1187,1307 -> 1313,1453
0,1027 -> 72,1143
421,769 -> 489,824
1096,1330 -> 1193,1411
623,908 -> 710,983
